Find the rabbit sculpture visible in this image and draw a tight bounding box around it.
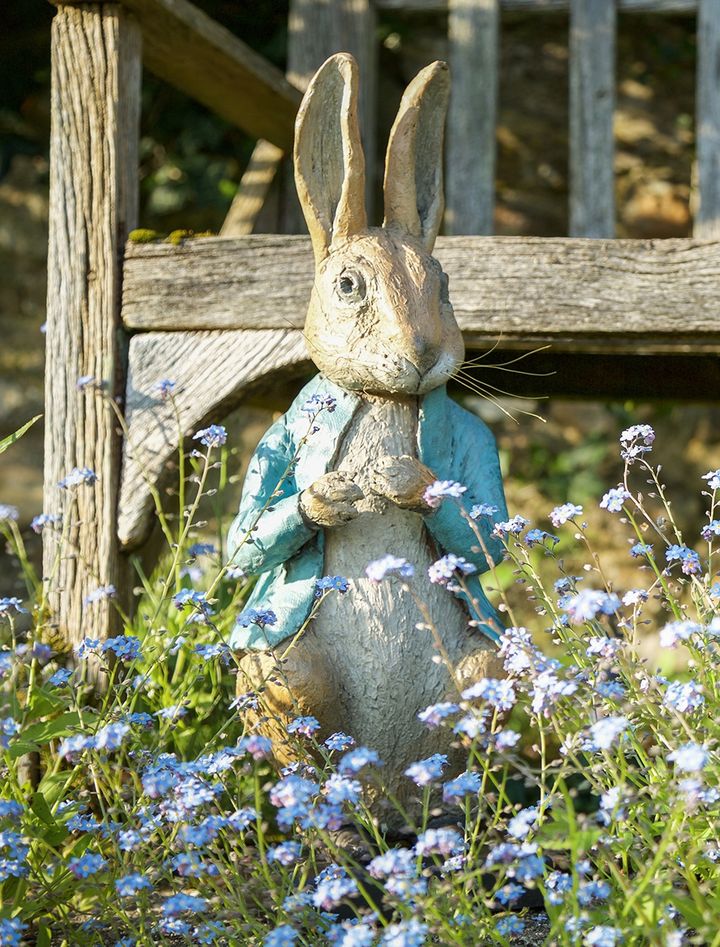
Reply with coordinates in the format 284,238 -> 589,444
227,53 -> 509,792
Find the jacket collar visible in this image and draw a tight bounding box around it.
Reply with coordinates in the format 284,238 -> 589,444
290,374 -> 449,489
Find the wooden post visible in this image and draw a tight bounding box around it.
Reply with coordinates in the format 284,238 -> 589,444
44,4 -> 141,649
695,0 -> 720,237
281,0 -> 378,232
446,0 -> 499,235
569,0 -> 616,237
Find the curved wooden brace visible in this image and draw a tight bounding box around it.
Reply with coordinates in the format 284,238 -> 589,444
118,328 -> 309,549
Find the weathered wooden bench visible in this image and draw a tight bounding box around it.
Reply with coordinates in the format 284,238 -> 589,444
44,0 -> 720,646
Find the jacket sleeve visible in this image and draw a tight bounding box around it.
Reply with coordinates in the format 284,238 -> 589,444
226,413 -> 317,576
424,401 -> 508,575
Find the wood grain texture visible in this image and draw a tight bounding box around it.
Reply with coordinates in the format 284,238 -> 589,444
446,0 -> 498,235
220,140 -> 284,237
122,234 -> 720,352
375,0 -> 695,10
60,0 -> 302,149
695,0 -> 720,238
118,329 -> 309,548
44,5 -> 141,646
569,0 -> 616,238
282,0 -> 377,232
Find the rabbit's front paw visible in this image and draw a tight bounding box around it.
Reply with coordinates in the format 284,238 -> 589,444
299,471 -> 364,528
369,454 -> 436,512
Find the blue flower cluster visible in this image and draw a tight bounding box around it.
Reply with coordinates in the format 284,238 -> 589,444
193,425 -> 227,448
57,466 -> 97,488
365,555 -> 414,582
314,574 -> 350,597
0,419 -> 715,945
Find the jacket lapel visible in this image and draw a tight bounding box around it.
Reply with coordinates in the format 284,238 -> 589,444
418,385 -> 452,478
290,375 -> 361,490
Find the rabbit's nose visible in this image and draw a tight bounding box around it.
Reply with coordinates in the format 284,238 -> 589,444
409,337 -> 439,375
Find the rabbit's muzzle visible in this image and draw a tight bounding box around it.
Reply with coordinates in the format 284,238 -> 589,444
406,335 -> 437,377
305,229 -> 465,396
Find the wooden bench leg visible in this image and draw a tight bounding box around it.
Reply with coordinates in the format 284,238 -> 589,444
43,4 -> 141,650
696,0 -> 720,238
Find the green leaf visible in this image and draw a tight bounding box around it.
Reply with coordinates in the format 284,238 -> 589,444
27,687 -> 67,719
31,791 -> 57,826
36,923 -> 52,947
27,791 -> 68,845
535,820 -> 603,852
37,771 -> 77,806
66,834 -> 93,858
0,875 -> 27,903
25,820 -> 68,847
6,740 -> 40,760
667,891 -> 707,930
20,711 -> 97,747
0,415 -> 41,456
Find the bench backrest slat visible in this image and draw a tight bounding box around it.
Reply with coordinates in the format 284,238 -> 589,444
279,0 -> 377,232
569,0 -> 616,237
446,0 -> 500,235
695,0 -> 720,238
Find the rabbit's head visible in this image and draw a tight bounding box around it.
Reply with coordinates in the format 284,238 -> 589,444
294,54 -> 464,396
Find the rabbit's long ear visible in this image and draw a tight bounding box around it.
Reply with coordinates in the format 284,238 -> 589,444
294,53 -> 367,264
383,61 -> 449,252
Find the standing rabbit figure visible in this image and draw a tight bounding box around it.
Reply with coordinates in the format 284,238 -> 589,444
228,53 -> 508,792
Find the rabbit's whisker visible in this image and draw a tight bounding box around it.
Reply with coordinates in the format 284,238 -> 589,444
453,374 -> 522,425
464,365 -> 555,378
490,344 -> 552,366
461,336 -> 504,363
461,343 -> 552,368
456,369 -> 549,402
453,372 -> 547,424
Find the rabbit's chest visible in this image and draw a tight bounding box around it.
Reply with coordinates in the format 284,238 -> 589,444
313,396 -> 470,690
321,396 -> 447,583
322,397 -> 432,586
333,396 -> 417,510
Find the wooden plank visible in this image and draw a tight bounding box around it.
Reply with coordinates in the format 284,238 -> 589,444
44,4 -> 141,648
282,0 -> 378,232
118,329 -> 308,548
375,0 -> 695,11
446,0 -> 499,235
695,0 -> 720,238
122,235 -> 720,353
569,0 -> 616,238
60,0 -> 302,150
220,140 -> 284,237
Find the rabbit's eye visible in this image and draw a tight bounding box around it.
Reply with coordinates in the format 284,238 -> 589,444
336,269 -> 366,302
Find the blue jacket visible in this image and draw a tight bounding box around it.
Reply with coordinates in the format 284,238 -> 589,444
227,375 -> 508,651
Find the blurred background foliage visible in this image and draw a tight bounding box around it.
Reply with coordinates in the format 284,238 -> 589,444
0,3 -> 719,635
